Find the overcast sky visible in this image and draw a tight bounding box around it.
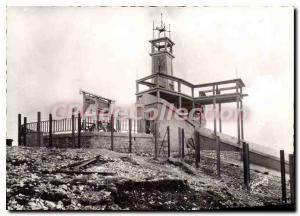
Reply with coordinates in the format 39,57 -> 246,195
6,6 -> 294,155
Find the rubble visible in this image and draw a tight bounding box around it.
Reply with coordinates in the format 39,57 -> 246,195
7,146 -> 289,210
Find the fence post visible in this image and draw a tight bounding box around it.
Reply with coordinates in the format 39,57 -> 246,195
23,117 -> 27,147
242,142 -> 250,191
167,126 -> 170,158
178,127 -> 182,158
116,115 -> 119,132
181,128 -> 185,158
78,112 -> 81,148
216,135 -> 221,178
280,150 -> 287,203
144,119 -> 147,133
195,131 -> 200,168
37,112 -> 41,147
71,109 -> 75,148
246,143 -> 250,191
154,121 -> 158,159
111,114 -> 114,151
289,154 -> 295,204
129,118 -> 132,153
96,109 -> 100,131
84,119 -> 86,131
18,114 -> 21,146
49,113 -> 52,147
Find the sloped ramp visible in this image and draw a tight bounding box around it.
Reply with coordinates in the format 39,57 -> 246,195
197,128 -> 289,172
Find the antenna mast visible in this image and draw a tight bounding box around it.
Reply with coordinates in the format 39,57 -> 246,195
152,21 -> 155,39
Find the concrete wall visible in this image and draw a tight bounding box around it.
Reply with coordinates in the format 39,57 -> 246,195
137,94 -> 196,153
156,102 -> 195,152
198,131 -> 289,172
26,132 -> 154,154
25,132 -> 44,147
199,135 -> 240,151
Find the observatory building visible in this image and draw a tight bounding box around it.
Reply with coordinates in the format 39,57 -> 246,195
135,15 -> 246,150
17,14 -> 291,172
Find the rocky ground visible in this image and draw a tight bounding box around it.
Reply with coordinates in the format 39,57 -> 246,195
6,146 -> 292,211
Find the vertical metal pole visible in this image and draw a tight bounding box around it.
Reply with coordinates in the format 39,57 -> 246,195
213,99 -> 216,136
154,121 -> 158,159
195,131 -> 200,168
213,85 -> 216,135
78,112 -> 81,148
200,106 -> 202,126
178,96 -> 182,109
110,114 -> 114,151
237,98 -> 241,143
96,109 -> 100,131
49,114 -> 52,147
280,150 -> 287,203
23,117 -> 27,147
144,119 -> 147,134
117,117 -> 120,132
167,126 -> 170,158
219,103 -> 222,133
129,118 -> 132,153
216,136 -> 221,178
192,101 -> 195,121
246,143 -> 250,189
191,87 -> 194,98
18,114 -> 21,146
71,109 -> 75,148
240,87 -> 244,140
289,154 -> 295,204
243,142 -> 250,191
178,82 -> 181,108
181,128 -> 185,158
37,112 -> 41,147
178,127 -> 182,158
152,20 -> 154,39
62,119 -> 64,131
240,100 -> 244,140
133,120 -> 136,133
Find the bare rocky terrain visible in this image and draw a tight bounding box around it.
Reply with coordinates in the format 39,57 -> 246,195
6,146 -> 292,211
